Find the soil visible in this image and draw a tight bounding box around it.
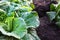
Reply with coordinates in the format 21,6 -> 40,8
36,16 -> 60,40
33,0 -> 60,40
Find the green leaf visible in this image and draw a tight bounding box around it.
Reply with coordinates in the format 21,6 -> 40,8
22,33 -> 40,40
20,6 -> 32,12
0,17 -> 27,39
12,17 -> 27,38
8,12 -> 15,17
21,11 -> 39,28
47,12 -> 56,21
28,28 -> 40,40
56,4 -> 60,12
0,9 -> 7,21
56,9 -> 60,16
22,34 -> 36,40
5,17 -> 14,32
50,4 -> 56,11
30,3 -> 35,9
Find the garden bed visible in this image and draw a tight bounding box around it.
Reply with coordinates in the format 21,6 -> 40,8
33,0 -> 60,40
0,0 -> 60,40
36,14 -> 60,40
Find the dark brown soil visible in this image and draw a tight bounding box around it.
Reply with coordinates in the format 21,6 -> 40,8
33,0 -> 60,40
36,16 -> 60,40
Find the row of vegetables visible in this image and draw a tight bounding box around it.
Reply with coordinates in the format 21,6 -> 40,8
0,0 -> 60,40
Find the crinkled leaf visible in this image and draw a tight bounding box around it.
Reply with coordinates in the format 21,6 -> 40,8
22,34 -> 36,40
0,18 -> 27,39
19,6 -> 32,12
12,17 -> 27,38
5,17 -> 14,32
0,9 -> 7,21
28,28 -> 40,40
21,11 -> 39,28
22,33 -> 40,40
0,2 -> 10,13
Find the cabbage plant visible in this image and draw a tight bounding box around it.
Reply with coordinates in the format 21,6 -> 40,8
0,0 -> 40,40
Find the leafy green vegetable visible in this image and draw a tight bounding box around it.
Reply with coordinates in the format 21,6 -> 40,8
0,0 -> 40,40
47,1 -> 60,28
